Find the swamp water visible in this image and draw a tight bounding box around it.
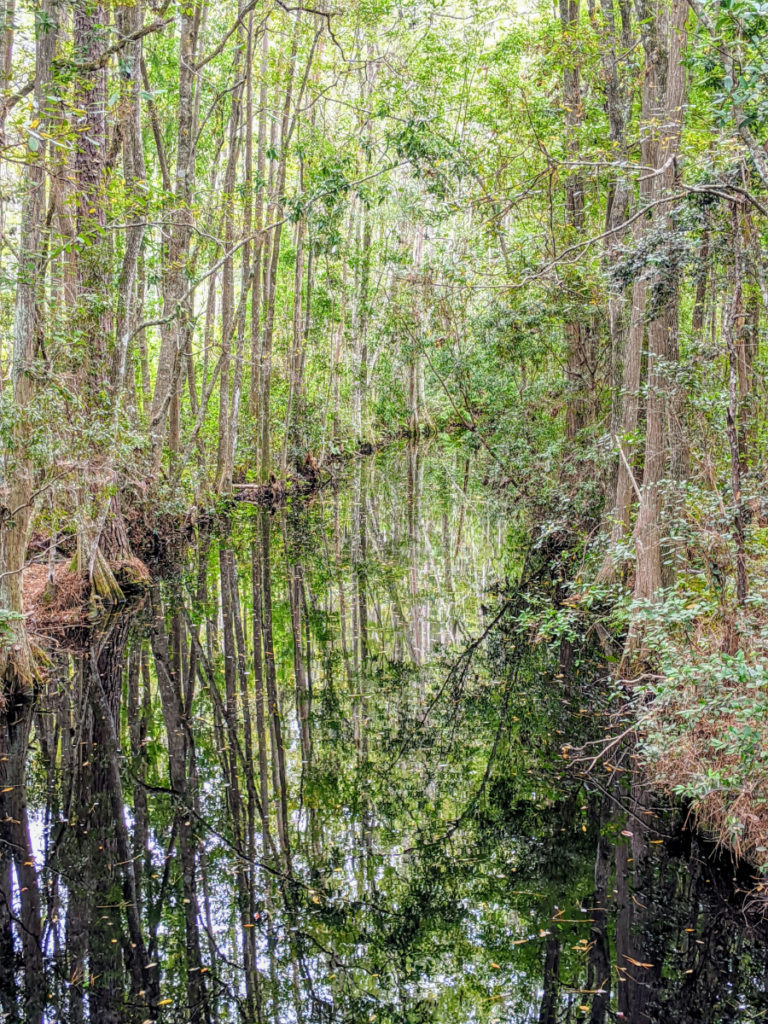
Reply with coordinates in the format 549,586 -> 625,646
3,442 -> 768,1023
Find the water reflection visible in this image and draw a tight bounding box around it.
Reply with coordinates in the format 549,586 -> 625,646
3,442 -> 768,1023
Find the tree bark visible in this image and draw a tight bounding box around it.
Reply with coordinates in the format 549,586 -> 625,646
149,4 -> 204,463
0,0 -> 58,690
724,209 -> 747,610
559,0 -> 594,441
630,0 -> 688,617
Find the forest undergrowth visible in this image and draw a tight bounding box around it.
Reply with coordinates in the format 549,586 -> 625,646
506,433 -> 768,877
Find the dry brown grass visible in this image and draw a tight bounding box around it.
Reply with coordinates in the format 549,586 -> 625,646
23,553 -> 151,635
23,562 -> 91,629
643,700 -> 768,867
633,563 -> 768,871
617,499 -> 768,867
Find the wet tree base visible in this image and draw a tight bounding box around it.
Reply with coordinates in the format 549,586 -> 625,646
19,424 -> 457,640
23,557 -> 150,635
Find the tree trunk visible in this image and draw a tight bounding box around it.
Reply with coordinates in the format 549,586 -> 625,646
724,209 -> 747,611
629,0 -> 688,620
0,0 -> 58,691
249,24 -> 270,455
559,0 -> 594,441
149,4 -> 203,462
215,30 -> 246,492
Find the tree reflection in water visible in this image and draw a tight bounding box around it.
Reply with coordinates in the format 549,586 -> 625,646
2,443 -> 768,1024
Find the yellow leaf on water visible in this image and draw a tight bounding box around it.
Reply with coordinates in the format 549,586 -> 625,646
622,955 -> 653,968
158,999 -> 173,1006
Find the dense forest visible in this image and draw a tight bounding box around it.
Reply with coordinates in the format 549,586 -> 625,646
2,0 -> 768,1020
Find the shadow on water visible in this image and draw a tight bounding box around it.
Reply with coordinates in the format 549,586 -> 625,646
2,440 -> 768,1023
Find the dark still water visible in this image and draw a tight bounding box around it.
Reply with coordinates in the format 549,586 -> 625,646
3,442 -> 768,1023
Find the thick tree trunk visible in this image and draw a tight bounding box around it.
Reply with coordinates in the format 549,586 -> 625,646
69,2 -> 148,606
629,0 -> 688,622
0,0 -> 58,691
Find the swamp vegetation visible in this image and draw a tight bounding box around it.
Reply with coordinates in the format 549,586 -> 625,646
6,446 -> 768,1023
2,0 -> 768,1018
